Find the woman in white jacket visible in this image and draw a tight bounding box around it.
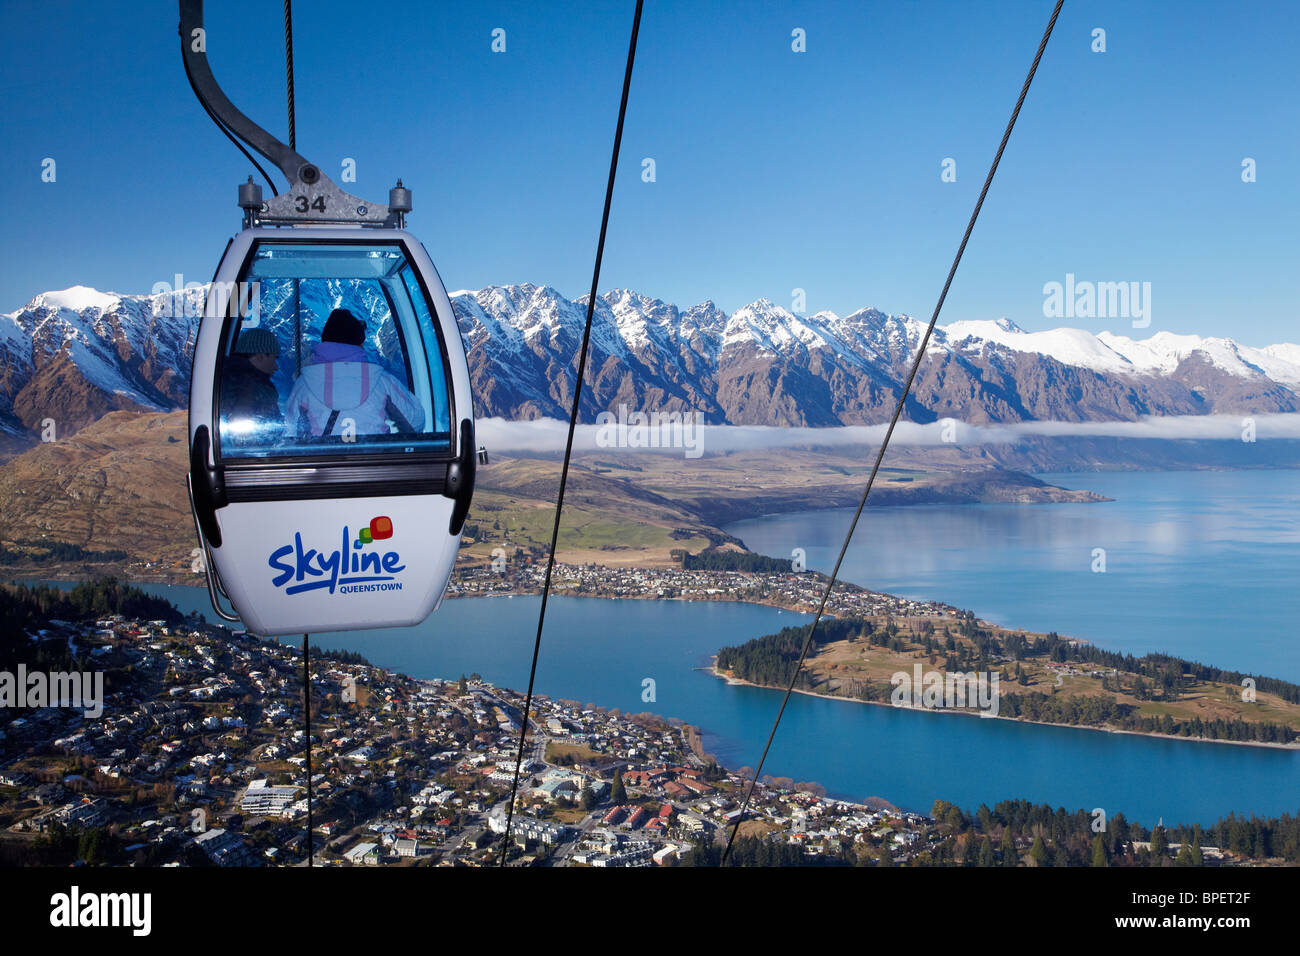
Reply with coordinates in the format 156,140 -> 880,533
286,308 -> 426,440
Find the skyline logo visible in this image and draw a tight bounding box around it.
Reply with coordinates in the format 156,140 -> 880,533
268,516 -> 405,596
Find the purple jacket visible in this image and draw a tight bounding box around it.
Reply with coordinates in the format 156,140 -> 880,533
285,343 -> 425,437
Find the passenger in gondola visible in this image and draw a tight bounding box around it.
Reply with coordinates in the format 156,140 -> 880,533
220,327 -> 283,442
286,307 -> 426,440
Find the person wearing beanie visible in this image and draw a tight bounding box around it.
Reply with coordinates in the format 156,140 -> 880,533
284,307 -> 425,439
220,326 -> 283,440
321,308 -> 367,346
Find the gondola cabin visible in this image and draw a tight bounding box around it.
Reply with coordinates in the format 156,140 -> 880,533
188,228 -> 475,636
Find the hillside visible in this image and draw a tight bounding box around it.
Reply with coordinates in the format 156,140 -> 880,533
716,618 -> 1300,747
0,410 -> 1108,577
0,411 -> 194,570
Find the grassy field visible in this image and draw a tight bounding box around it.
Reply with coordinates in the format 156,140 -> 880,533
544,741 -> 602,765
550,806 -> 591,824
462,488 -> 714,568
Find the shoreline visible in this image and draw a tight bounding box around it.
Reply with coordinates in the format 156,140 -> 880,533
9,565 -> 963,626
707,662 -> 1300,752
13,574 -> 1296,753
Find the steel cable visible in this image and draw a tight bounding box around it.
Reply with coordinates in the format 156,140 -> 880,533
721,0 -> 1065,867
499,0 -> 645,865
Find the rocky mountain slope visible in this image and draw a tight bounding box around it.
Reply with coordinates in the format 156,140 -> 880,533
2,283 -> 1297,450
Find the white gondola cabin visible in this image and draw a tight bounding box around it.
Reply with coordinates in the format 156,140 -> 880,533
188,229 -> 475,635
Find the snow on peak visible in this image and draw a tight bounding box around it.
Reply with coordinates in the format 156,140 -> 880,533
723,299 -> 838,354
1096,330 -> 1300,383
602,289 -> 679,351
445,285 -> 1300,394
1257,343 -> 1300,386
944,320 -> 1137,374
11,281 -> 1299,405
35,286 -> 120,313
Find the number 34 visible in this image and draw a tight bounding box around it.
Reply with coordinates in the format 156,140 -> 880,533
295,194 -> 327,213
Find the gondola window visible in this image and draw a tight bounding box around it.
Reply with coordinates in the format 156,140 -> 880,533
214,242 -> 453,459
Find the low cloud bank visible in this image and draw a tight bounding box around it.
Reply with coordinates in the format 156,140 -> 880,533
477,413 -> 1300,455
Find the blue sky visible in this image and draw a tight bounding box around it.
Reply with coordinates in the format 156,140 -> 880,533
1,0 -> 1296,345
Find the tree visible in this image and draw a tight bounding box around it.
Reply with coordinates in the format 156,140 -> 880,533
1091,835 -> 1108,867
1000,828 -> 1018,867
610,770 -> 626,804
1151,825 -> 1168,865
457,674 -> 468,696
1029,834 -> 1049,867
978,836 -> 995,867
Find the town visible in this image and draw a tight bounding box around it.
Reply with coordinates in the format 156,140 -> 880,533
446,559 -> 954,622
0,604 -> 936,867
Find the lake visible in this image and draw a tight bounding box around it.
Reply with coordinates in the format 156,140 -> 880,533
727,469 -> 1300,683
127,468 -> 1300,831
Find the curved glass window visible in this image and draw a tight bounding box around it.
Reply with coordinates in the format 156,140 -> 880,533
216,241 -> 453,460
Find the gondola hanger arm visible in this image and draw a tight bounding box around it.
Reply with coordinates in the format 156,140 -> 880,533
179,0 -> 411,228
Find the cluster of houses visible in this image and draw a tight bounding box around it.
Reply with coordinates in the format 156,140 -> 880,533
447,561 -> 952,620
2,607 -> 957,868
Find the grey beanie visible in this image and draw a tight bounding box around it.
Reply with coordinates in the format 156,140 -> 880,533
234,328 -> 280,356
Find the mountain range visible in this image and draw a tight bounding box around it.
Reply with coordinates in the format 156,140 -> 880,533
2,282 -> 1298,448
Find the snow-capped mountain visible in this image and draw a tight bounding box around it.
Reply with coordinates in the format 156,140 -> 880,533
0,285 -> 202,441
450,285 -> 1300,426
2,282 -> 1297,443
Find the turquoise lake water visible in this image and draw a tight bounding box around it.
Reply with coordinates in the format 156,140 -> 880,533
727,469 -> 1300,682
125,468 -> 1299,829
